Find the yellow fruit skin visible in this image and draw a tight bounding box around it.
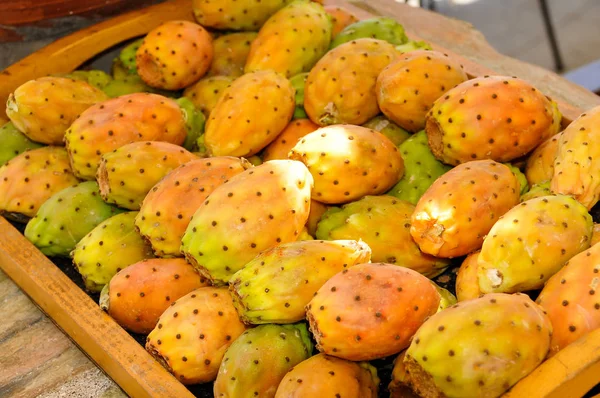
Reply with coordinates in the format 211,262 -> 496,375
455,251 -> 483,302
262,119 -> 319,161
376,50 -> 468,133
324,6 -> 359,37
306,199 -> 328,237
478,195 -> 593,293
208,32 -> 257,78
304,38 -> 399,126
183,76 -> 233,118
204,71 -> 295,157
6,76 -> 108,145
525,133 -> 561,186
193,0 -> 291,31
551,105 -> 600,209
410,160 -> 520,258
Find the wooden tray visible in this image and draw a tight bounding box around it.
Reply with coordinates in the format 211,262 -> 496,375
1,0 -> 599,397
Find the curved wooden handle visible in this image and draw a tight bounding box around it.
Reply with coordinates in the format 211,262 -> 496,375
0,0 -> 195,118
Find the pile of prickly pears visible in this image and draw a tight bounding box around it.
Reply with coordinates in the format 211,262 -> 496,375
3,0 -> 600,397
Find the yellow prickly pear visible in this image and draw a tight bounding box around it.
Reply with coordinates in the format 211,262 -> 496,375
208,32 -> 257,78
193,0 -> 292,31
455,251 -> 483,302
525,132 -> 561,186
183,76 -> 233,118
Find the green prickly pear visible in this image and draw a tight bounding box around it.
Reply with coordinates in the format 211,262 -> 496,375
64,70 -> 113,91
315,196 -> 449,277
213,324 -> 313,397
505,163 -> 529,195
230,239 -> 371,324
525,133 -> 561,186
396,40 -> 433,53
193,0 -> 292,31
289,73 -> 309,120
0,122 -> 43,166
330,17 -> 408,48
72,212 -> 155,292
101,75 -> 160,98
262,119 -> 319,162
478,195 -> 593,293
362,115 -> 411,147
183,76 -> 233,118
387,130 -> 452,205
118,38 -> 143,75
24,181 -> 124,257
208,32 -> 257,77
176,97 -> 206,152
520,180 -> 551,201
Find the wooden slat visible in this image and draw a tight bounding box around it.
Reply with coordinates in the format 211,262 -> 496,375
0,217 -> 194,398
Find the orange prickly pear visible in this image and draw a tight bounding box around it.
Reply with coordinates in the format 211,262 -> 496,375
136,21 -> 213,90
525,133 -> 561,186
183,76 -> 233,118
306,263 -> 441,361
411,160 -> 520,258
289,124 -> 404,204
426,76 -> 561,166
192,0 -> 292,31
389,351 -> 419,398
478,195 -> 593,293
376,50 -> 468,133
204,71 -> 295,157
324,6 -> 359,38
592,223 -> 600,246
304,38 -> 399,126
404,293 -> 552,398
455,251 -> 483,302
208,32 -> 257,78
262,119 -> 319,161
306,199 -> 328,236
146,287 -> 247,384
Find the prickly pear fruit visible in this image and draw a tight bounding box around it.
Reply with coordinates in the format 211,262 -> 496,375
214,324 -> 313,397
262,119 -> 319,161
100,258 -> 209,334
72,212 -> 154,292
289,125 -> 404,204
176,97 -> 206,152
97,141 -> 196,210
411,160 -> 520,258
305,39 -> 398,126
192,0 -> 291,31
552,106 -> 600,209
396,40 -> 433,53
24,181 -> 123,257
505,163 -> 529,195
324,6 -> 359,37
205,71 -> 294,157
0,147 -> 78,223
306,199 -> 328,236
146,287 -> 247,384
478,195 -> 593,293
183,76 -> 233,118
245,0 -> 332,78
101,75 -> 159,98
307,263 -> 441,361
118,38 -> 143,75
230,239 -> 371,324
275,353 -> 379,398
316,196 -> 449,277
592,223 -> 600,246
136,157 -> 251,257
376,50 -> 468,133
136,21 -> 213,90
536,243 -> 600,355
525,133 -> 561,186
387,130 -> 452,205
0,122 -> 43,166
426,76 -> 561,166
389,351 -> 419,398
362,115 -> 411,147
330,17 -> 408,48
65,70 -> 113,91
455,251 -> 483,302
64,93 -> 188,180
296,227 -> 313,241
290,73 -> 309,119
434,284 -> 457,312
182,160 -> 313,285
6,76 -> 108,145
520,180 -> 551,201
208,32 -> 257,78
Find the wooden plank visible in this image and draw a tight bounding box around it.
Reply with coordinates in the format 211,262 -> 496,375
0,217 -> 194,398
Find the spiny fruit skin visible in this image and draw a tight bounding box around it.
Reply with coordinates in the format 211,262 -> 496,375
290,73 -> 309,119
306,199 -> 328,236
275,353 -> 379,398
307,263 -> 441,361
478,195 -> 593,293
525,133 -> 561,186
396,40 -> 433,53
64,93 -> 187,180
183,76 -> 233,118
100,258 -> 209,334
426,76 -> 561,166
64,70 -> 113,91
176,97 -> 206,152
97,141 -> 197,210
72,212 -> 155,292
0,122 -> 44,166
289,124 -> 404,204
6,76 -> 108,145
505,163 -> 529,196
330,17 -> 408,48
181,160 -> 313,285
536,243 -> 600,355
324,6 -> 359,38
230,239 -> 371,324
387,130 -> 452,205
208,32 -> 257,78
146,287 -> 247,385
193,0 -> 292,31
214,324 -> 313,397
204,71 -> 295,157
411,160 -> 520,258
304,38 -> 399,126
376,50 -> 468,133
455,251 -> 483,302
101,75 -> 161,98
136,21 -> 213,90
135,157 -> 251,257
552,106 -> 600,209
262,119 -> 319,161
245,0 -> 332,78
0,147 -> 79,222
316,196 -> 449,277
118,38 -> 144,74
404,293 -> 552,398
520,180 -> 551,202
24,181 -> 123,257
362,115 -> 411,147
